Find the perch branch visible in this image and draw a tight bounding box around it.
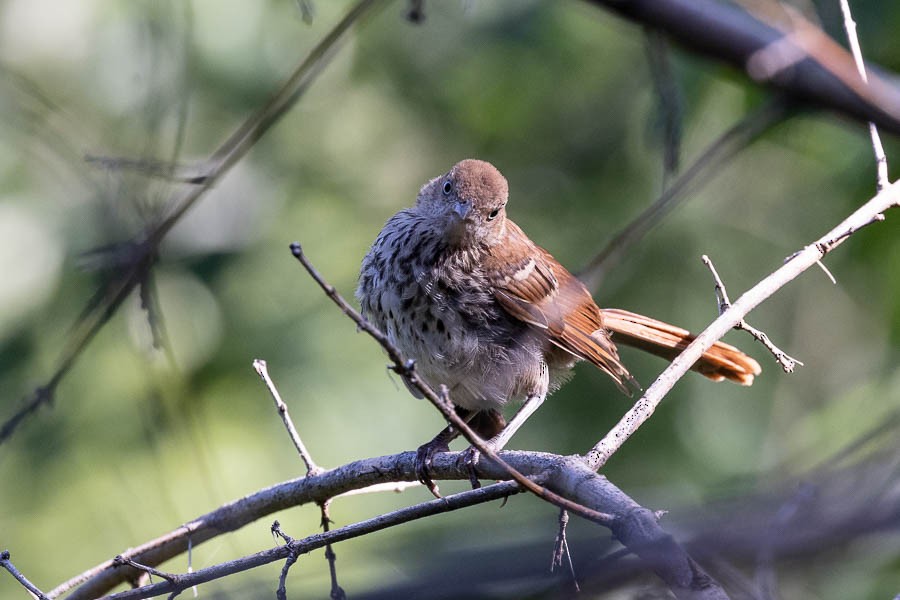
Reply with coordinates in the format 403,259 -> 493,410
55,450 -> 721,600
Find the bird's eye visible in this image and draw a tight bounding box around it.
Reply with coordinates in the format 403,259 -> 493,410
487,208 -> 500,221
442,181 -> 453,195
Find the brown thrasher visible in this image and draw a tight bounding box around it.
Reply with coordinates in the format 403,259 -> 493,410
356,159 -> 760,492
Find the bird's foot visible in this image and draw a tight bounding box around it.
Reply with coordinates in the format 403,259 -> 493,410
415,438 -> 450,498
458,445 -> 487,490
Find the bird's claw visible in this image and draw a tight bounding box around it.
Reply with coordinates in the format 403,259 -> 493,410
459,446 -> 483,489
415,439 -> 449,498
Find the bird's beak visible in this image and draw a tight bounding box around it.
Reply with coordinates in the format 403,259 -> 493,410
453,200 -> 470,220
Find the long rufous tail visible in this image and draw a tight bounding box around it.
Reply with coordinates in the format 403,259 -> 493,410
601,308 -> 761,386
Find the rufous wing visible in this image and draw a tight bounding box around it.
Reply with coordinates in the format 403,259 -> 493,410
487,222 -> 637,394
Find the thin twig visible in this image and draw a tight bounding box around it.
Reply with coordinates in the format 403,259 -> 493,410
578,99 -> 787,290
320,502 -> 347,600
586,179 -> 898,471
271,522 -> 300,600
1,550 -> 51,600
839,0 -> 890,191
253,358 -> 322,475
100,481 -> 523,600
702,255 -> 802,372
815,211 -> 886,252
550,509 -> 580,592
112,556 -> 176,584
289,242 -> 616,526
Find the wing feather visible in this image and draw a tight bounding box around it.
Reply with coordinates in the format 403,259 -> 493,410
486,222 -> 636,393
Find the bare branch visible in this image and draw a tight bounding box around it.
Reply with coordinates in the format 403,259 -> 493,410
335,481 -> 420,496
701,254 -> 802,372
84,154 -> 211,184
1,550 -> 50,600
253,359 -> 322,475
587,180 -> 899,471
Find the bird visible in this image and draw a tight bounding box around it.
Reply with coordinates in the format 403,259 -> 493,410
356,159 -> 760,494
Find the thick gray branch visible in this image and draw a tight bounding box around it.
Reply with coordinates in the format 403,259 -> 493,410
54,451 -> 724,600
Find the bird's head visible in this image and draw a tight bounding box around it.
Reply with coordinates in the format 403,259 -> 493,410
416,159 -> 509,247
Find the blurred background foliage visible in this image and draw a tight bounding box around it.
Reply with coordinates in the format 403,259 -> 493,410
0,1 -> 898,598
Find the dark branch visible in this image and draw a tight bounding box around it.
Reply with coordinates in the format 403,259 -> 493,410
2,550 -> 50,600
585,0 -> 900,134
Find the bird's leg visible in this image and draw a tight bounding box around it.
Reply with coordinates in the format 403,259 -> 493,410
460,392 -> 546,489
415,407 -> 476,498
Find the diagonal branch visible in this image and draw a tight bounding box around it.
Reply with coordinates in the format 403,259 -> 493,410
586,180 -> 899,471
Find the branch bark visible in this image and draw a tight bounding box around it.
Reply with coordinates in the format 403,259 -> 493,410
53,451 -> 723,600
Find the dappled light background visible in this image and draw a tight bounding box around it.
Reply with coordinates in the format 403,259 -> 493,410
1,1 -> 898,598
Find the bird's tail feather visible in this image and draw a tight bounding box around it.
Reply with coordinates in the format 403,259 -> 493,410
601,308 -> 761,386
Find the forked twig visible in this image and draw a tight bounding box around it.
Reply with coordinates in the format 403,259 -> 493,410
271,522 -> 301,600
702,255 -> 802,372
112,555 -> 176,585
